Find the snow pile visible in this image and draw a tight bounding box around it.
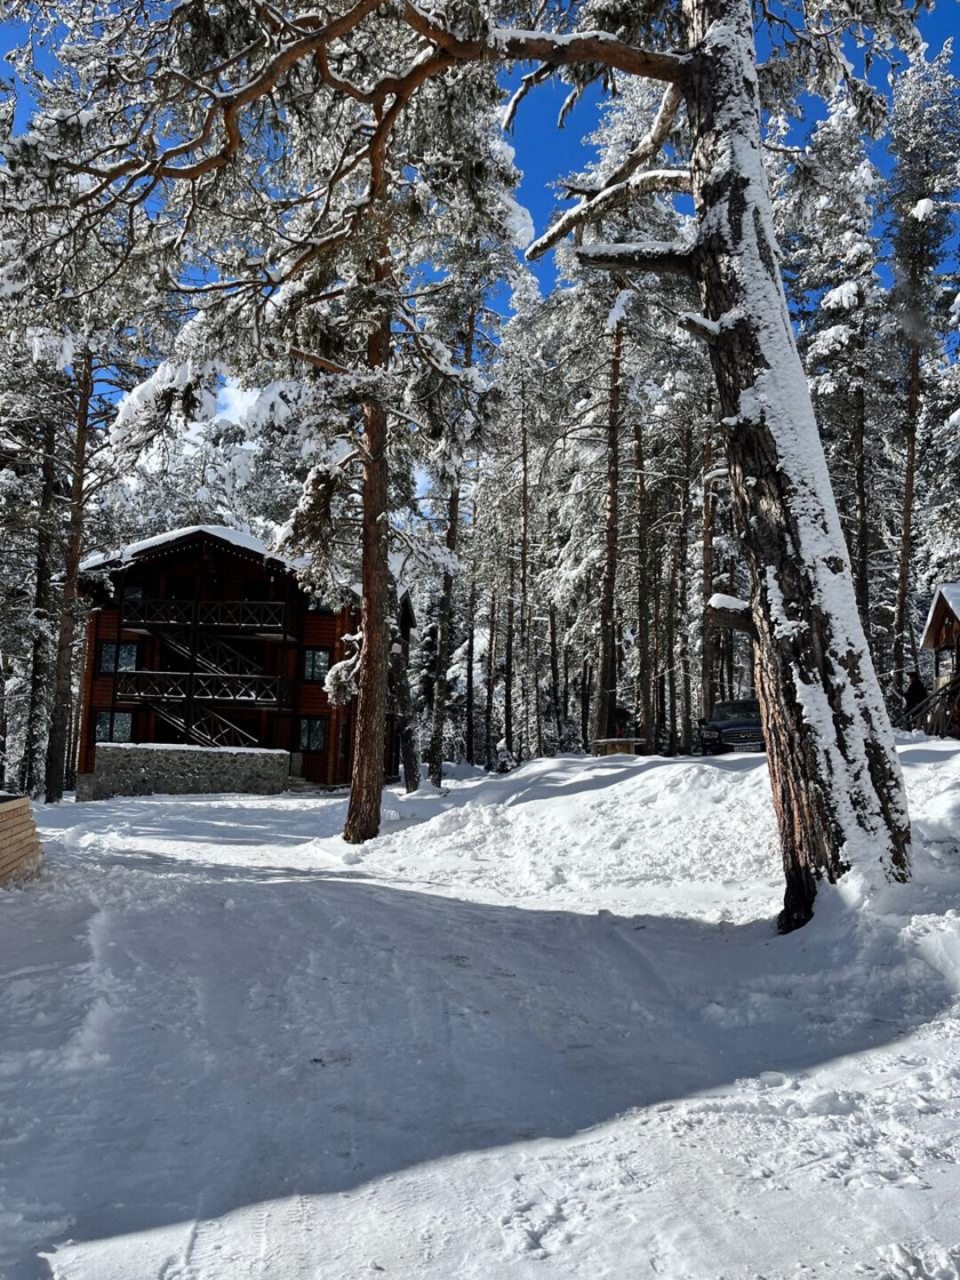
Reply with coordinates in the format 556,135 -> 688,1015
2,745 -> 960,1278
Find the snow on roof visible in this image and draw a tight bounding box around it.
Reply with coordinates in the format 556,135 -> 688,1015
920,582 -> 960,650
80,525 -> 297,573
80,524 -> 414,612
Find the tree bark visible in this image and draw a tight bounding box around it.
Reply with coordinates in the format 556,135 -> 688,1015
852,307 -> 871,645
504,555 -> 515,757
549,604 -> 562,747
484,589 -> 497,769
891,338 -> 920,700
344,255 -> 392,843
45,348 -> 93,803
390,625 -> 421,794
428,482 -> 460,786
683,0 -> 910,927
465,571 -> 476,764
676,423 -> 693,753
701,421 -> 717,720
592,319 -> 623,741
634,417 -> 652,743
20,415 -> 58,798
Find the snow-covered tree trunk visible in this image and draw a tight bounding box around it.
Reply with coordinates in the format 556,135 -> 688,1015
683,0 -> 911,927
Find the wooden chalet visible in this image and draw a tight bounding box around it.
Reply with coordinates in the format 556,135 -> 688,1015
76,526 -> 413,791
904,583 -> 960,735
920,583 -> 960,667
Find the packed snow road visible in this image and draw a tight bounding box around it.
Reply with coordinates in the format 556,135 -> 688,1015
3,745 -> 960,1279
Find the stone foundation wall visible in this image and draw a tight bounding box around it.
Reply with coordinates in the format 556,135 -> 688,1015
77,744 -> 290,802
0,796 -> 44,885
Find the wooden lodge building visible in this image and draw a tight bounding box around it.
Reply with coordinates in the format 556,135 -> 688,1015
76,526 -> 413,796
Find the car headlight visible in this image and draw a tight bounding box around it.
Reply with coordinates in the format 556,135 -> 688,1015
701,729 -> 720,740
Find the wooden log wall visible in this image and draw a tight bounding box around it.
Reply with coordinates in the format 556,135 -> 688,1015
0,796 -> 44,886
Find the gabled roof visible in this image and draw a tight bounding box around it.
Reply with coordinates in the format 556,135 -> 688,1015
80,524 -> 415,622
79,525 -> 299,573
920,583 -> 960,651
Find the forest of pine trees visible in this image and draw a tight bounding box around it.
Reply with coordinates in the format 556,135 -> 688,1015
1,0 -> 959,928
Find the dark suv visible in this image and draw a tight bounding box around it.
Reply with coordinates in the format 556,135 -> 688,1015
699,699 -> 764,755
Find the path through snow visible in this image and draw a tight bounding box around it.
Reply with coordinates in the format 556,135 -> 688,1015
2,746 -> 960,1277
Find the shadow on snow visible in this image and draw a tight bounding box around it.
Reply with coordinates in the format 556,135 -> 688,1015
2,805 -> 955,1278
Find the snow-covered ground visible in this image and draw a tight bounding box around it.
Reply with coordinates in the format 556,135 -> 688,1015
3,743 -> 960,1279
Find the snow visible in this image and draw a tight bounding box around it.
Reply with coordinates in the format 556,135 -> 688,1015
3,745 -> 960,1278
911,197 -> 936,222
820,281 -> 860,311
707,591 -> 750,612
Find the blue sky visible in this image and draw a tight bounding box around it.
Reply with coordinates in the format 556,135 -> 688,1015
1,6 -> 958,296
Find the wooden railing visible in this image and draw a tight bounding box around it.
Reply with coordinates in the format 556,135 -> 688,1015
198,600 -> 284,630
150,702 -> 259,749
124,598 -> 193,627
116,671 -> 285,705
116,671 -> 189,701
122,599 -> 284,630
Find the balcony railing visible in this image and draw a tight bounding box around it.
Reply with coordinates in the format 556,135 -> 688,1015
122,598 -> 285,630
199,601 -> 284,630
115,670 -> 286,705
124,598 -> 193,627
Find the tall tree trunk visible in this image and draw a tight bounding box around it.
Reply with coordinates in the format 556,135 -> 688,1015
701,420 -> 717,721
46,349 -> 93,803
344,255 -> 392,843
428,482 -> 460,786
665,528 -> 678,756
593,319 -> 623,742
852,308 -> 871,645
484,589 -> 497,770
580,657 -> 592,751
390,627 -> 421,794
634,417 -> 652,744
892,339 -> 920,701
677,423 -> 693,753
465,572 -> 476,765
20,415 -> 58,797
549,604 -> 562,746
504,555 -> 515,757
683,0 -> 910,927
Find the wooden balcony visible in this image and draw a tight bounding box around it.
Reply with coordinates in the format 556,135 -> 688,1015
115,670 -> 287,706
123,598 -> 285,631
124,599 -> 193,627
198,601 -> 285,630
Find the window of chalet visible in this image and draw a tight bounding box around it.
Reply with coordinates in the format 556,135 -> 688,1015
299,717 -> 328,752
99,642 -> 138,673
95,711 -> 133,743
303,647 -> 333,683
306,596 -> 333,613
